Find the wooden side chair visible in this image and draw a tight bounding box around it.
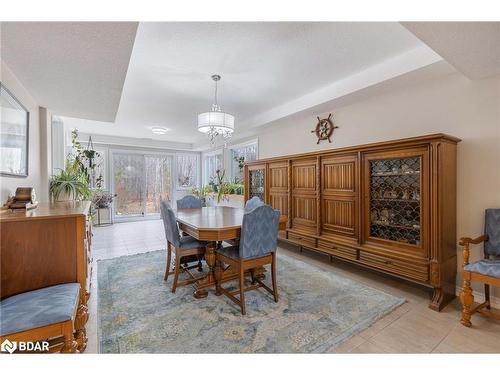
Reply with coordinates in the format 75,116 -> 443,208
160,201 -> 206,293
216,204 -> 280,315
459,208 -> 500,327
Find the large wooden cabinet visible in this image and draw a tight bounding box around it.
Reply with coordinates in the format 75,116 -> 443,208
245,134 -> 460,311
0,201 -> 93,306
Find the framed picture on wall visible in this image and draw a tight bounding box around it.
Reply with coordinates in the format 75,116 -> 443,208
0,82 -> 29,177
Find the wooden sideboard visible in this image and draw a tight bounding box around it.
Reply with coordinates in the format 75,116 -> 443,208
244,134 -> 460,311
0,201 -> 92,308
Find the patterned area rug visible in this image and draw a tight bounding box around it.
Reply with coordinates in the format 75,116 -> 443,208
98,250 -> 405,353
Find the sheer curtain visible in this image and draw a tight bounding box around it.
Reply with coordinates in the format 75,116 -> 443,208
177,154 -> 199,189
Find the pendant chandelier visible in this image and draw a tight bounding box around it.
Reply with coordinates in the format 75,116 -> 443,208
198,74 -> 234,146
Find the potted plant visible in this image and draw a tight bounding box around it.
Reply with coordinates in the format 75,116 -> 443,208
204,169 -> 245,207
190,185 -> 213,206
92,191 -> 117,209
49,167 -> 91,201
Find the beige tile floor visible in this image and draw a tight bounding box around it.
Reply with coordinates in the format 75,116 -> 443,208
85,220 -> 500,354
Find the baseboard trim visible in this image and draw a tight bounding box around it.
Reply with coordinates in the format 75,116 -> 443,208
455,285 -> 500,309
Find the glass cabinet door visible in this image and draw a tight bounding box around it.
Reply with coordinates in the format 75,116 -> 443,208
248,166 -> 266,202
364,149 -> 428,250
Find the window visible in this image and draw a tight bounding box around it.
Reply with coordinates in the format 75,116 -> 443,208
203,152 -> 223,185
176,154 -> 199,189
230,142 -> 257,183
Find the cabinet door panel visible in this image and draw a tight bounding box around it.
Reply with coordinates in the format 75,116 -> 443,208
292,195 -> 317,230
321,155 -> 358,239
322,196 -> 356,236
323,159 -> 356,194
246,164 -> 266,202
362,147 -> 429,258
291,159 -> 317,232
269,193 -> 288,217
269,162 -> 288,192
292,160 -> 316,193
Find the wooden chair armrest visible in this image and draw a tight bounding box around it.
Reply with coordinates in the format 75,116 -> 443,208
459,235 -> 488,268
459,235 -> 488,246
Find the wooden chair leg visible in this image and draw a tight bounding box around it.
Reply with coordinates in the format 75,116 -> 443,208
271,252 -> 278,303
74,304 -> 89,352
60,323 -> 78,353
172,251 -> 181,294
164,243 -> 172,281
459,275 -> 474,327
485,284 -> 491,309
239,264 -> 246,315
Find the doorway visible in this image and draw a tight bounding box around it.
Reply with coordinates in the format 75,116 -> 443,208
110,151 -> 173,221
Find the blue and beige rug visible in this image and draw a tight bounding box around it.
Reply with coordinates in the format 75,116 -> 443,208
98,250 -> 404,353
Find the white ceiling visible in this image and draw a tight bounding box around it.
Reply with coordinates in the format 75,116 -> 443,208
64,22 -> 435,146
1,22 -> 138,121
402,22 -> 500,79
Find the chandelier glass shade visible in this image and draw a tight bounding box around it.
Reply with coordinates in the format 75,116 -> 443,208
198,75 -> 234,145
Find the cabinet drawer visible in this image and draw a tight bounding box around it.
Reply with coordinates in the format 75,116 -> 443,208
288,232 -> 317,248
359,251 -> 429,282
317,239 -> 357,260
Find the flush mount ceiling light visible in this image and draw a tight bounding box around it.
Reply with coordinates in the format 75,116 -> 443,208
198,74 -> 234,146
151,126 -> 169,135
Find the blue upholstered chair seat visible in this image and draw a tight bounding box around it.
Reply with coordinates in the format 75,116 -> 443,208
179,235 -> 205,249
0,283 -> 80,336
464,259 -> 500,278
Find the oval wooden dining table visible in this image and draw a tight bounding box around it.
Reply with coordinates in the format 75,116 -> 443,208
176,206 -> 287,299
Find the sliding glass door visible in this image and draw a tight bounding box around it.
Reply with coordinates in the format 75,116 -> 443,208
111,151 -> 173,221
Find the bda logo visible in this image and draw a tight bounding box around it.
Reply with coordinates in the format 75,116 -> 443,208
1,339 -> 17,354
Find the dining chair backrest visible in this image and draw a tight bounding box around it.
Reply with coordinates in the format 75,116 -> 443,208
239,204 -> 280,260
160,201 -> 181,247
177,195 -> 203,209
245,196 -> 264,211
484,208 -> 500,257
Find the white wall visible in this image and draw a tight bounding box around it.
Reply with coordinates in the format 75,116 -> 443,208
256,72 -> 500,298
0,60 -> 46,203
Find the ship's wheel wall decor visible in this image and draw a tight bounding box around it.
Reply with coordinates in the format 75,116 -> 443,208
311,113 -> 338,144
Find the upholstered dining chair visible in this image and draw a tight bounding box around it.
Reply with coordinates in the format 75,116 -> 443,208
160,201 -> 206,293
177,195 -> 203,209
216,204 -> 280,315
459,208 -> 500,327
176,194 -> 204,270
245,196 -> 264,211
224,196 -> 265,247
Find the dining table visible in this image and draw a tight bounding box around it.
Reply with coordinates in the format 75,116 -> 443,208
176,206 -> 287,299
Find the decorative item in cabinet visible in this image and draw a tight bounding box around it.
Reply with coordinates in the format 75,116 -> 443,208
369,156 -> 421,246
248,168 -> 265,201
